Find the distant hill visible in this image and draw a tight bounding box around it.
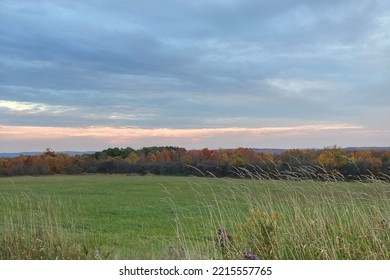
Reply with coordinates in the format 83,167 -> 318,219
251,147 -> 390,154
0,151 -> 96,158
343,147 -> 390,152
1,147 -> 388,158
251,148 -> 287,154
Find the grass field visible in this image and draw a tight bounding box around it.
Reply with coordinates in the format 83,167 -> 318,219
0,175 -> 389,259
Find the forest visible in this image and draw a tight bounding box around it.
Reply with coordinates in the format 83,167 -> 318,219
1,146 -> 389,180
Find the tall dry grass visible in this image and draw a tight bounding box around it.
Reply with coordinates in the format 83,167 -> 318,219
170,165 -> 390,260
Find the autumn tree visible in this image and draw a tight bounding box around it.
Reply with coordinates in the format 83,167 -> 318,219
317,146 -> 347,171
229,149 -> 246,167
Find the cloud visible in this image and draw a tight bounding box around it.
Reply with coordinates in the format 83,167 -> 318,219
0,0 -> 389,150
0,56 -> 56,69
265,79 -> 330,94
2,123 -> 386,153
0,123 -> 364,140
0,100 -> 75,114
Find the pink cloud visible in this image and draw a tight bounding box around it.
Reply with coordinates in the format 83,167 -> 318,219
4,123 -> 387,153
0,123 -> 364,140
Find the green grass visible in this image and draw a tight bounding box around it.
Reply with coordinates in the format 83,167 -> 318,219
0,175 -> 389,259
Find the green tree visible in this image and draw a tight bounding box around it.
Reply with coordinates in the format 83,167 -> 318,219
229,150 -> 246,167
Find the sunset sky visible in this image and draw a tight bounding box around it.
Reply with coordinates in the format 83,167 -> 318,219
1,0 -> 389,152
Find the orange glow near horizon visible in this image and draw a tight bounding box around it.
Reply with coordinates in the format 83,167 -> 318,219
1,123 -> 384,152
0,123 -> 364,140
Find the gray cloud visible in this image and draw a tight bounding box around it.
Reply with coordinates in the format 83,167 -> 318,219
0,0 -> 389,145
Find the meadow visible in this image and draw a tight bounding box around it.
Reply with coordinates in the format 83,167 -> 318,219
0,174 -> 389,260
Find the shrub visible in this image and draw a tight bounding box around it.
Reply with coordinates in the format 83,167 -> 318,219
239,209 -> 279,260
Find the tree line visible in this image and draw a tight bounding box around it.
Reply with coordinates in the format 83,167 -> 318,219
1,146 -> 389,181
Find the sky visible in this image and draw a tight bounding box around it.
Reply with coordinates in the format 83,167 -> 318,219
0,0 -> 389,152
